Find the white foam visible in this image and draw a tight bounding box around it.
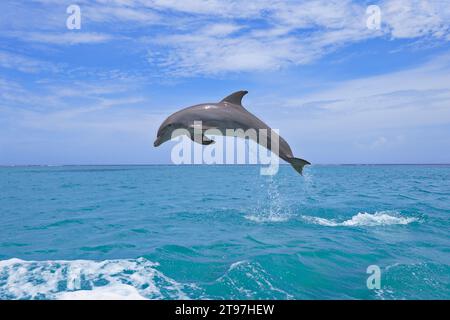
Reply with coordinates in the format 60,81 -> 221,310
0,257 -> 194,300
301,211 -> 418,227
244,213 -> 290,223
56,283 -> 147,300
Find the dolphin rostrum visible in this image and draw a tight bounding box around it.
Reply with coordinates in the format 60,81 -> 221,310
154,90 -> 310,174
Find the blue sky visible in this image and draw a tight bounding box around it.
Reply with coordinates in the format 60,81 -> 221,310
0,0 -> 449,165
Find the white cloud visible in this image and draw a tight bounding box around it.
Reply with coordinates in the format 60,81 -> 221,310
12,32 -> 114,45
382,0 -> 450,39
142,0 -> 450,76
2,0 -> 450,75
142,0 -> 373,75
142,0 -> 266,17
0,77 -> 144,114
0,75 -> 173,165
83,3 -> 161,24
0,50 -> 60,73
202,23 -> 243,37
258,52 -> 450,158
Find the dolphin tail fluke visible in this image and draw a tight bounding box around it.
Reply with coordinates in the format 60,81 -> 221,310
287,157 -> 311,175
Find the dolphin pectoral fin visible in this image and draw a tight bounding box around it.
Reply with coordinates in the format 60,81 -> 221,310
190,133 -> 215,145
287,157 -> 311,175
202,135 -> 215,145
189,123 -> 216,145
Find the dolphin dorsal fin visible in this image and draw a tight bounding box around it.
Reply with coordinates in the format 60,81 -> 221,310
221,90 -> 248,106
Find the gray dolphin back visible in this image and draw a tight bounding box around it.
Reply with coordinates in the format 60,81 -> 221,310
219,90 -> 311,175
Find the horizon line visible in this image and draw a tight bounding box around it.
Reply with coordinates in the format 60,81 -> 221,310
1,163 -> 450,167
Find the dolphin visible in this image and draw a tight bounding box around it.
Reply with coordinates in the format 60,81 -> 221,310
154,90 -> 310,174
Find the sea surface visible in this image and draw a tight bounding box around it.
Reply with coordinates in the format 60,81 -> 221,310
0,165 -> 449,300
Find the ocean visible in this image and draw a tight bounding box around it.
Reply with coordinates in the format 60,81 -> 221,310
0,165 -> 449,300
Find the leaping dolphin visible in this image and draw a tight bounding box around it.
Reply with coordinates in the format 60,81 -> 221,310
154,90 -> 310,175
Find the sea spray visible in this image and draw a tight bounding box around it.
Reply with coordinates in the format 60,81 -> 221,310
244,175 -> 291,223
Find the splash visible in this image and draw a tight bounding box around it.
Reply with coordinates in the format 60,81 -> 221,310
244,176 -> 291,223
301,211 -> 418,227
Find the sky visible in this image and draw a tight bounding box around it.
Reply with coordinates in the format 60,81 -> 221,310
0,0 -> 450,165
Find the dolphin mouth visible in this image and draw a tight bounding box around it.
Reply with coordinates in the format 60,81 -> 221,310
154,137 -> 163,147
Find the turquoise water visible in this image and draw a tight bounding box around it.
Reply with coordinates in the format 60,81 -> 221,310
0,165 -> 449,299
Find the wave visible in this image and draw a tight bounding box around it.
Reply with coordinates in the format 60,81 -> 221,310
214,260 -> 293,299
375,262 -> 450,300
0,258 -> 197,300
0,258 -> 291,300
301,211 -> 418,227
